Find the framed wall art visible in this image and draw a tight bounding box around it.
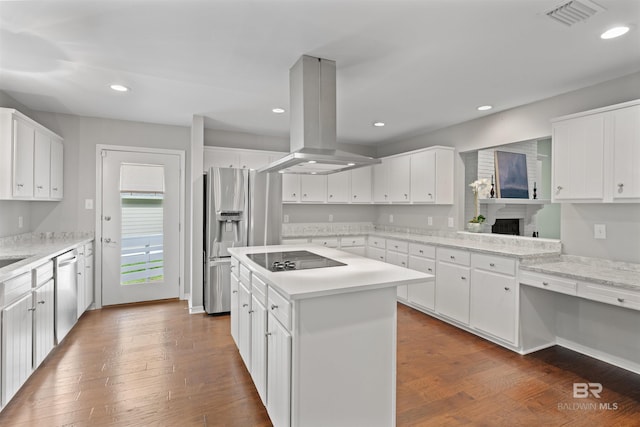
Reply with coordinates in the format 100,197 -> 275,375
494,151 -> 529,198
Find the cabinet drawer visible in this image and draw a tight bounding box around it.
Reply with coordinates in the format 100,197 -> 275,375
252,274 -> 267,305
368,237 -> 386,249
231,258 -> 240,278
1,271 -> 32,305
268,287 -> 291,330
472,253 -> 516,277
340,236 -> 366,247
437,247 -> 470,266
578,282 -> 640,311
519,271 -> 577,295
367,247 -> 386,262
240,264 -> 251,284
386,239 -> 408,253
281,238 -> 308,245
311,237 -> 338,248
34,260 -> 54,286
409,243 -> 435,259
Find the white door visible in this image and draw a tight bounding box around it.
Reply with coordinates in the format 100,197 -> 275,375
101,149 -> 181,306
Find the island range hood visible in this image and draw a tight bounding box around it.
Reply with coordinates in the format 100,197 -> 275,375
259,55 -> 381,175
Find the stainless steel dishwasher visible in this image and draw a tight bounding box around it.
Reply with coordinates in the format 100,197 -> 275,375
55,249 -> 79,344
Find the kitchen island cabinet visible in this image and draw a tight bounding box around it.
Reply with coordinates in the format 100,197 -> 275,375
229,245 -> 432,427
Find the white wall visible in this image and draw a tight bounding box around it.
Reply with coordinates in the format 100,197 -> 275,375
376,71 -> 640,262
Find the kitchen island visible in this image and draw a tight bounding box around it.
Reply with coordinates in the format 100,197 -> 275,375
228,244 -> 433,427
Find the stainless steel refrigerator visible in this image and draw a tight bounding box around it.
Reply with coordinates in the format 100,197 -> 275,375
204,167 -> 282,314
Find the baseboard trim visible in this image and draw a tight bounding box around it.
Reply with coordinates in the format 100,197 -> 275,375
556,338 -> 640,375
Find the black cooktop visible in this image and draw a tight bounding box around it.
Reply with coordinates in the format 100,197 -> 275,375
247,250 -> 346,272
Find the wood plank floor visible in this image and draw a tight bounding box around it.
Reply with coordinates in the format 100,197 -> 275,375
0,300 -> 638,426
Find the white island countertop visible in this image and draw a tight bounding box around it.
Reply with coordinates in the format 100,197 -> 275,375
228,244 -> 433,301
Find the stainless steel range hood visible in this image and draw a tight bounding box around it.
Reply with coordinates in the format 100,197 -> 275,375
259,55 -> 380,175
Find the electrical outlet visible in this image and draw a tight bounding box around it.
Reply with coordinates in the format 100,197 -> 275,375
18,216 -> 23,228
594,224 -> 606,239
389,214 -> 394,223
283,214 -> 289,223
427,216 -> 433,226
448,217 -> 454,228
85,198 -> 94,210
329,214 -> 333,222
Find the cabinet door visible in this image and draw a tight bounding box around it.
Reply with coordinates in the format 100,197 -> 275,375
282,174 -> 300,202
470,269 -> 517,344
238,282 -> 252,369
33,131 -> 51,199
239,152 -> 270,170
50,138 -> 64,199
372,161 -> 389,203
300,175 -> 327,202
351,166 -> 372,203
76,247 -> 86,318
250,295 -> 267,405
552,115 -> 604,201
612,105 -> 640,200
407,256 -> 436,311
410,150 -> 435,203
230,273 -> 240,346
435,262 -> 470,325
85,253 -> 94,310
327,171 -> 349,203
387,251 -> 408,300
388,155 -> 411,203
267,313 -> 292,427
1,292 -> 34,406
13,118 -> 34,198
34,279 -> 55,368
204,149 -> 240,169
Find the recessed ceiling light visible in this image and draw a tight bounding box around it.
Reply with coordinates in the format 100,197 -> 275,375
310,172 -> 317,175
477,105 -> 493,111
600,26 -> 630,39
110,84 -> 129,92
347,163 -> 355,166
272,108 -> 285,114
308,160 -> 317,164
373,121 -> 385,127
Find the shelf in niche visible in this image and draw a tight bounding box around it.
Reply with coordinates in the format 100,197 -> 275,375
479,198 -> 551,226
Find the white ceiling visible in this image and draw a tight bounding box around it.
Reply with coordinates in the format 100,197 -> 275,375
1,0 -> 639,146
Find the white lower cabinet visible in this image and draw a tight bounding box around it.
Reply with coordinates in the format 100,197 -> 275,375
407,244 -> 436,311
470,269 -> 517,344
1,292 -> 33,407
250,293 -> 268,405
230,273 -> 240,346
386,239 -> 409,301
435,248 -> 471,325
266,311 -> 292,427
339,236 -> 366,256
238,281 -> 252,368
33,279 -> 55,369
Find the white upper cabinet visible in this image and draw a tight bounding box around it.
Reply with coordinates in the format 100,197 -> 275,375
551,99 -> 640,203
50,138 -> 64,200
203,147 -> 284,171
351,166 -> 372,203
282,174 -> 300,202
410,147 -> 454,204
552,114 -> 605,201
0,108 -> 63,201
372,161 -> 389,203
239,151 -> 271,170
34,130 -> 51,199
611,104 -> 640,201
327,171 -> 349,203
388,155 -> 411,203
204,149 -> 240,168
300,174 -> 327,203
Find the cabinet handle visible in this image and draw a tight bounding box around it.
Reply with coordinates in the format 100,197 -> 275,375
28,307 -> 36,312
38,300 -> 45,304
229,164 -> 233,167
450,255 -> 455,260
232,290 -> 238,294
37,185 -> 43,189
16,183 -> 23,188
401,261 -> 406,266
556,186 -> 563,191
242,303 -> 248,308
428,193 -> 432,198
489,263 -> 495,267
419,249 -> 424,254
329,194 -> 333,198
427,268 -> 433,272
292,193 -> 296,197
384,194 -> 388,199
353,195 -> 357,198
394,245 -> 398,249
404,193 -> 408,199
379,256 -> 384,260
265,332 -> 272,337
242,165 -> 247,169
504,287 -> 510,291
618,183 -> 624,192
617,298 -> 624,303
542,281 -> 549,286
248,310 -> 254,314
461,276 -> 467,280
271,304 -> 278,310
52,187 -> 58,191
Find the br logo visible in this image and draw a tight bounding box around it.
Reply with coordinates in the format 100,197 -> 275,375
573,383 -> 603,398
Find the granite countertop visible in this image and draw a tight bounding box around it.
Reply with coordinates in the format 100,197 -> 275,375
520,255 -> 640,291
229,245 -> 433,301
0,233 -> 93,282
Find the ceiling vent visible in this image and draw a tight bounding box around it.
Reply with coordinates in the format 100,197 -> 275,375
546,0 -> 605,26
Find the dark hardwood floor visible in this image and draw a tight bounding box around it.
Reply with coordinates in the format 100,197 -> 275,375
0,300 -> 638,426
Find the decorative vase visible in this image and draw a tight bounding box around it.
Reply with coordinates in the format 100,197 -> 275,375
467,222 -> 483,233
